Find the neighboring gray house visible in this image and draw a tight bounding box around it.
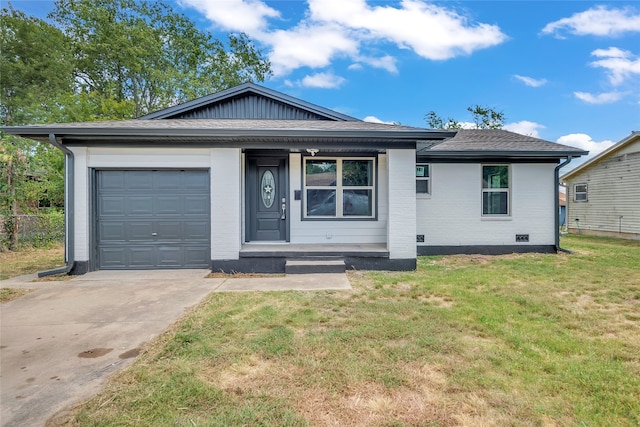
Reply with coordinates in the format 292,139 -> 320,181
561,131 -> 640,240
4,83 -> 586,274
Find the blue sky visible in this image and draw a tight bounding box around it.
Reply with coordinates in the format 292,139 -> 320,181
8,0 -> 640,168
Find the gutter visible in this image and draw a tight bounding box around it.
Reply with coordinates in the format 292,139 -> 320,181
3,125 -> 449,141
555,156 -> 573,254
38,134 -> 75,277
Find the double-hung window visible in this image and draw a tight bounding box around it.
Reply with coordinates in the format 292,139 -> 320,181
574,183 -> 588,202
304,157 -> 375,218
482,165 -> 510,216
416,164 -> 430,194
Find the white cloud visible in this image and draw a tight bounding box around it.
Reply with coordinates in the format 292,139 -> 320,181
363,115 -> 395,124
264,24 -> 359,76
182,0 -> 507,79
574,91 -> 623,104
356,55 -> 398,73
348,63 -> 363,71
458,122 -> 478,130
285,72 -> 347,89
588,47 -> 640,86
592,47 -> 630,58
180,0 -> 279,33
556,133 -> 615,158
503,121 -> 545,138
541,6 -> 640,38
301,72 -> 347,89
514,75 -> 547,87
308,0 -> 507,60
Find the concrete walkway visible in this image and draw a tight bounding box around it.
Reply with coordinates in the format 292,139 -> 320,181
0,270 -> 351,426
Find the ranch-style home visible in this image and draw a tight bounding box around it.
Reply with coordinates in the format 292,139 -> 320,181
4,83 -> 587,275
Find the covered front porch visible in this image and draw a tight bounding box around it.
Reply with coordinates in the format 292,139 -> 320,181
240,242 -> 388,257
210,242 -> 416,274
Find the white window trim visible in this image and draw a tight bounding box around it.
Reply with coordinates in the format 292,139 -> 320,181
574,183 -> 588,202
416,163 -> 431,197
303,156 -> 376,219
481,164 -> 511,217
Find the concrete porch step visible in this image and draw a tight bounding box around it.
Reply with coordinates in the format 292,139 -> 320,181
285,259 -> 346,274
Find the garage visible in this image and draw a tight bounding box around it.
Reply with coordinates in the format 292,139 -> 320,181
95,170 -> 210,269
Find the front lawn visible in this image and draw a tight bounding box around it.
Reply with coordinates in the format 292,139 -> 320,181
61,235 -> 640,426
0,245 -> 64,280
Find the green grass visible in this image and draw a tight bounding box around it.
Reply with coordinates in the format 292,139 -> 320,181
58,235 -> 640,426
0,287 -> 32,302
0,245 -> 64,280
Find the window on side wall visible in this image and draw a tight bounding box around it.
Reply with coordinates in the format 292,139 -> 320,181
482,164 -> 510,216
304,157 -> 375,219
574,183 -> 588,202
416,163 -> 430,194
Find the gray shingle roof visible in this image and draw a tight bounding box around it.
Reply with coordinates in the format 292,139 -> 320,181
4,119 -> 448,149
4,121 -> 587,158
5,118 -> 426,132
418,129 -> 587,158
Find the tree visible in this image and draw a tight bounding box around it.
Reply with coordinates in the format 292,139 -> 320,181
424,111 -> 461,129
425,105 -> 505,129
1,7 -> 75,126
50,0 -> 272,118
467,104 -> 505,129
1,7 -> 71,249
1,2 -> 272,249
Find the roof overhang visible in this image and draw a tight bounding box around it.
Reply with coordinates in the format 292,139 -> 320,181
418,149 -> 588,161
3,124 -> 453,150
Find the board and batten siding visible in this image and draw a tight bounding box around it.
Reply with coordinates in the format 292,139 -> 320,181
287,153 -> 388,245
565,143 -> 640,239
417,163 -> 557,247
172,95 -> 329,120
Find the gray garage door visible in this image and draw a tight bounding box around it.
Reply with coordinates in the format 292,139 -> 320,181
96,170 -> 210,269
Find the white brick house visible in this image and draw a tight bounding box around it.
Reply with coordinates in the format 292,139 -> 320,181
4,84 -> 586,274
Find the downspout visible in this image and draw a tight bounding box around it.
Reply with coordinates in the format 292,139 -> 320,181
38,134 -> 75,277
555,156 -> 572,254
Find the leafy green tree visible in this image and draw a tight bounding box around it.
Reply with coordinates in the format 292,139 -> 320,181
424,111 -> 461,129
50,0 -> 272,118
1,6 -> 75,125
425,106 -> 505,129
467,104 -> 505,129
1,2 -> 272,249
1,7 -> 71,249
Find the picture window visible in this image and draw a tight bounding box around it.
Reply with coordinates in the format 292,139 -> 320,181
304,157 -> 375,218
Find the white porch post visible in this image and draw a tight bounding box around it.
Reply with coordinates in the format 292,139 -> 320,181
71,147 -> 89,263
210,148 -> 242,260
387,149 -> 417,260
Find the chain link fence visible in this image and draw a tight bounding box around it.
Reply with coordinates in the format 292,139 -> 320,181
0,210 -> 64,250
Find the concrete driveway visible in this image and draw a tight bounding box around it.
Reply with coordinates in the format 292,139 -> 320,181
0,270 -> 351,426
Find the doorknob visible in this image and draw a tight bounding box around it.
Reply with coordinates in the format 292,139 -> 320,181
281,198 -> 286,220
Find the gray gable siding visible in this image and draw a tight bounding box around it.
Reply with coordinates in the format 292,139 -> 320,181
138,83 -> 358,121
167,94 -> 331,120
